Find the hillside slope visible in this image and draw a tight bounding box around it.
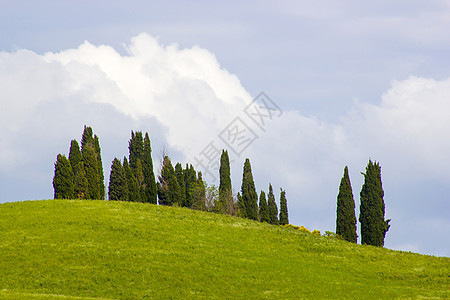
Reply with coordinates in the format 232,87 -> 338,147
0,200 -> 448,299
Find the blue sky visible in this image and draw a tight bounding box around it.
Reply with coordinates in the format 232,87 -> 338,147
1,1 -> 449,256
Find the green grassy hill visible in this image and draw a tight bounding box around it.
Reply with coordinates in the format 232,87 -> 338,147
0,200 -> 448,299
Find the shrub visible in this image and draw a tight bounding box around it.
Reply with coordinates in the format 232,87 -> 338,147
283,224 -> 300,230
311,229 -> 321,236
297,226 -> 311,233
323,231 -> 345,240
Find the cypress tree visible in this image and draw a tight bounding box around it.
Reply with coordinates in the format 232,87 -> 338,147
81,126 -> 95,150
69,139 -> 82,167
240,158 -> 258,220
143,132 -> 157,204
53,154 -> 74,199
68,139 -> 87,199
191,171 -> 206,210
157,156 -> 180,206
72,162 -> 88,199
81,126 -> 99,199
94,135 -> 105,200
279,188 -> 289,225
359,160 -> 391,247
129,131 -> 144,172
135,159 -> 145,202
124,157 -> 140,202
219,150 -> 232,212
175,163 -> 187,207
258,191 -> 270,223
336,166 -> 357,243
108,158 -> 128,201
267,183 -> 279,225
184,164 -> 197,208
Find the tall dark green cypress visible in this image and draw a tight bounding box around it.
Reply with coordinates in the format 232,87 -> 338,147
157,156 -> 180,206
135,159 -> 145,202
336,166 -> 357,243
108,158 -> 128,201
53,154 -> 74,199
128,131 -> 152,202
219,150 -> 232,212
359,160 -> 391,247
94,135 -> 105,200
240,158 -> 258,220
184,164 -> 197,208
258,191 -> 270,223
143,132 -> 157,204
279,188 -> 289,225
81,126 -> 99,199
267,184 -> 279,225
175,163 -> 186,207
129,131 -> 144,172
69,139 -> 82,167
191,171 -> 206,210
69,139 -> 87,199
124,157 -> 140,202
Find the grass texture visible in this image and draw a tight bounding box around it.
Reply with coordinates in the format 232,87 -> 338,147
0,200 -> 448,299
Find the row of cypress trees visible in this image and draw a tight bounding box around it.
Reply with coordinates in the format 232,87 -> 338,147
336,160 -> 391,247
157,157 -> 206,209
108,131 -> 157,203
107,131 -> 207,208
54,127 -> 289,225
219,151 -> 289,225
53,126 -> 104,200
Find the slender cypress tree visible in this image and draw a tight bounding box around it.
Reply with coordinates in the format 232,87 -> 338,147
219,150 -> 232,212
81,126 -> 95,150
72,163 -> 88,199
53,154 -> 74,199
175,163 -> 186,207
240,158 -> 258,220
69,139 -> 82,167
69,139 -> 87,199
94,135 -> 105,200
124,157 -> 140,202
267,184 -> 279,225
108,158 -> 128,201
129,131 -> 144,172
191,171 -> 206,210
135,159 -> 145,202
184,164 -> 197,208
359,160 -> 391,247
258,191 -> 270,223
336,166 -> 357,243
157,156 -> 180,206
81,126 -> 100,199
279,188 -> 289,225
143,132 -> 157,204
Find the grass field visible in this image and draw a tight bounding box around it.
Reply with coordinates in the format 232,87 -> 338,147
0,200 -> 448,299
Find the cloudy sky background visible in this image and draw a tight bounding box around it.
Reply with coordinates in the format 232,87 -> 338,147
1,1 -> 449,256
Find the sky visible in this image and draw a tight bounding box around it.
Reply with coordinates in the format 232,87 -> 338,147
0,1 -> 449,257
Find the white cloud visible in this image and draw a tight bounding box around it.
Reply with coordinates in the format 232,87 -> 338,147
0,33 -> 252,167
42,33 -> 252,156
344,76 -> 450,182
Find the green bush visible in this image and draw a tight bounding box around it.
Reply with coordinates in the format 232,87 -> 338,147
297,225 -> 311,233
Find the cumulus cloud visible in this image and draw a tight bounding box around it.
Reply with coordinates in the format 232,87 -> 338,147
42,33 -> 252,156
0,33 -> 449,256
345,76 -> 450,182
